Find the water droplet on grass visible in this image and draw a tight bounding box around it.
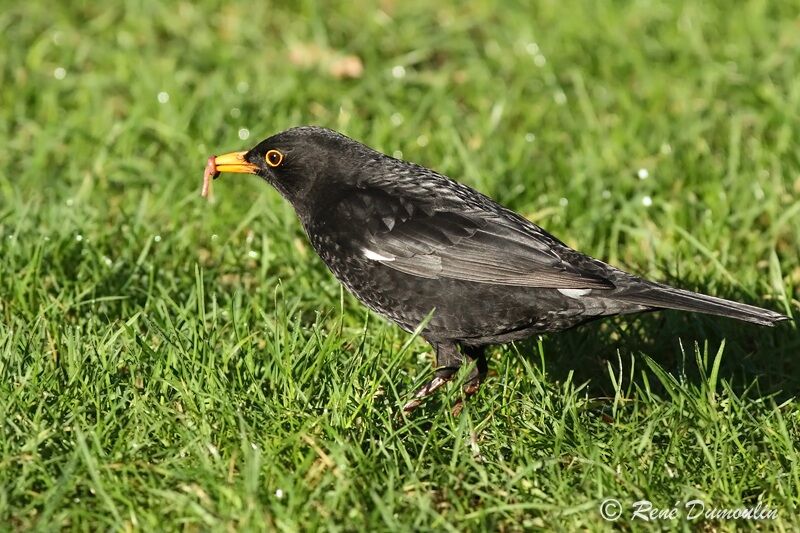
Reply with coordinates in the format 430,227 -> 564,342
525,133 -> 536,143
238,128 -> 250,140
248,250 -> 258,258
553,90 -> 567,105
237,81 -> 249,93
75,234 -> 83,242
525,42 -> 540,55
559,197 -> 568,207
393,150 -> 403,159
601,190 -> 611,199
53,67 -> 66,80
533,54 -> 546,67
642,195 -> 653,206
154,235 -> 161,242
157,91 -> 169,104
637,168 -> 649,180
416,135 -> 429,147
275,488 -> 284,499
230,107 -> 241,118
391,65 -> 406,79
390,113 -> 403,126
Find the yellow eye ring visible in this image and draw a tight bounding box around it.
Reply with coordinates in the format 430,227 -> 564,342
265,149 -> 284,168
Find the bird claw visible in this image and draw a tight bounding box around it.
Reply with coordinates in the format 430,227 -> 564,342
401,374 -> 486,417
401,376 -> 449,413
451,379 -> 484,416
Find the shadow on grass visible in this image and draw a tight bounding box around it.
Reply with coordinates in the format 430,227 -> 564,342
514,285 -> 798,401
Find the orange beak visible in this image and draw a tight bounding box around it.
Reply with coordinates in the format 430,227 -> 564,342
213,151 -> 258,174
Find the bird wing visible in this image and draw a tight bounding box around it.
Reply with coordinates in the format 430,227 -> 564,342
331,188 -> 615,290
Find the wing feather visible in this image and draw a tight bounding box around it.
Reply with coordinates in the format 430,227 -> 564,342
331,189 -> 614,290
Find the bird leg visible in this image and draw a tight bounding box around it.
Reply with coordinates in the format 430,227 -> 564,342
402,342 -> 462,413
451,346 -> 488,416
402,343 -> 488,414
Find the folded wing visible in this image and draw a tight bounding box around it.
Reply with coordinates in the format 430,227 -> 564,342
333,189 -> 615,290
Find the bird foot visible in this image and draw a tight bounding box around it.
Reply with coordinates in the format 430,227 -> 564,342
402,373 -> 485,416
401,375 -> 451,413
450,378 -> 484,416
400,344 -> 488,417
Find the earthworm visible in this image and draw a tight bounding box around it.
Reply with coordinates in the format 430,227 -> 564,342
201,155 -> 218,198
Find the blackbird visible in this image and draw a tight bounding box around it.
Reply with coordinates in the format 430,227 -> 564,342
208,126 -> 789,413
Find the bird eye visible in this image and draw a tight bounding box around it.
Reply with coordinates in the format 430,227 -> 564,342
265,149 -> 284,168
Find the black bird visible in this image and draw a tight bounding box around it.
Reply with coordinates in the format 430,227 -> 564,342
209,126 -> 790,413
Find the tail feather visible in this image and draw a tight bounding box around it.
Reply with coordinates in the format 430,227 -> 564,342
619,283 -> 790,327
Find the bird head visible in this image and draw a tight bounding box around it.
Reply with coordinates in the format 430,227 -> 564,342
211,126 -> 374,211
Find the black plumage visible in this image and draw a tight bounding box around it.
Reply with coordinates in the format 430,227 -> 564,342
210,126 -> 790,413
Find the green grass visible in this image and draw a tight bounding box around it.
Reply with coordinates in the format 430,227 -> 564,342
1,0 -> 799,530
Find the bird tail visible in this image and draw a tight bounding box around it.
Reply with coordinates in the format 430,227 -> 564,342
618,282 -> 790,327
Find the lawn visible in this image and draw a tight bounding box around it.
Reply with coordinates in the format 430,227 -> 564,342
1,0 -> 799,530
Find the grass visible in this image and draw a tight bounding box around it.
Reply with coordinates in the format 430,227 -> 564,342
1,0 -> 799,530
